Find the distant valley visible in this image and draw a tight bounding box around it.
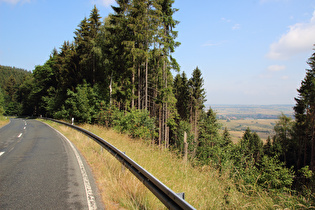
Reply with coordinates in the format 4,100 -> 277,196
207,104 -> 294,142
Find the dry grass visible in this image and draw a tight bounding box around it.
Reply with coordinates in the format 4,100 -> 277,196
45,121 -> 277,209
0,116 -> 10,128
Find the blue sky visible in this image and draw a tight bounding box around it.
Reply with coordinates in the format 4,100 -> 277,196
1,0 -> 315,105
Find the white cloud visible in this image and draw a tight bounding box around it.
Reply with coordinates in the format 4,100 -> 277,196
91,0 -> 115,7
0,0 -> 30,4
259,64 -> 286,78
267,64 -> 286,72
267,10 -> 315,60
221,17 -> 231,23
232,24 -> 241,30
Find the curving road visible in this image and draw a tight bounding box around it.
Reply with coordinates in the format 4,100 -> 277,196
0,118 -> 103,209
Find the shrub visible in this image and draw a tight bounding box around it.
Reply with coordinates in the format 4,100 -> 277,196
257,155 -> 294,192
114,109 -> 156,140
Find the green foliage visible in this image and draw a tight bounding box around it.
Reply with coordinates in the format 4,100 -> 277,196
113,109 -> 156,140
189,67 -> 206,111
0,88 -> 4,115
96,103 -> 120,127
0,65 -> 30,89
55,83 -> 100,123
293,49 -> 315,172
222,127 -> 232,146
174,120 -> 194,156
257,155 -> 294,192
173,72 -> 190,121
96,105 -> 157,141
197,108 -> 222,164
239,127 -> 263,163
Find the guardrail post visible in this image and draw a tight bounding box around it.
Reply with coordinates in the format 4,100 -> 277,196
71,118 -> 74,125
177,192 -> 185,200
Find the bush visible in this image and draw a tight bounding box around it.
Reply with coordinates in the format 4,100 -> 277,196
54,83 -> 100,123
114,109 -> 156,140
97,106 -> 157,141
257,155 -> 294,192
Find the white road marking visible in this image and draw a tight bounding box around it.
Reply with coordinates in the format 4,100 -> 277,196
47,125 -> 97,210
8,147 -> 14,153
24,127 -> 26,130
18,133 -> 22,138
0,152 -> 4,157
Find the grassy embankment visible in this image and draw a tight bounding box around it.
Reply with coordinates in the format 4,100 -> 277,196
42,120 -> 303,209
0,116 -> 10,127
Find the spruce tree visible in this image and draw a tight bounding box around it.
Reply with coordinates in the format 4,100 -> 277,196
189,66 -> 206,157
173,72 -> 190,121
294,48 -> 315,171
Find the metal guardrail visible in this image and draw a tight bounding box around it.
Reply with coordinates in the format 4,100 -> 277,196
46,118 -> 196,210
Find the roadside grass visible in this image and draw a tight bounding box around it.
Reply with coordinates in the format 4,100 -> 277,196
0,116 -> 10,127
45,120 -> 287,209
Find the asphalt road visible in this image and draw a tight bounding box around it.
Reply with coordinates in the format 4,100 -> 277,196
0,118 -> 103,209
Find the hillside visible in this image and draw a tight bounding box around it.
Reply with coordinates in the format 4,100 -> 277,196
47,120 -> 304,209
0,65 -> 31,89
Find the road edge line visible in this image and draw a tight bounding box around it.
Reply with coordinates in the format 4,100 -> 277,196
44,122 -> 97,210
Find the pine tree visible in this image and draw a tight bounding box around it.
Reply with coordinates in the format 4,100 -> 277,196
240,127 -> 263,163
294,48 -> 315,171
273,114 -> 294,164
222,127 -> 232,146
173,72 -> 190,121
5,75 -> 17,101
189,67 -> 206,157
107,0 -> 134,110
74,6 -> 102,85
197,108 -> 221,163
263,136 -> 273,157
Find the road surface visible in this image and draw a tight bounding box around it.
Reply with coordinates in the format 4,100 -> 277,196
0,118 -> 103,209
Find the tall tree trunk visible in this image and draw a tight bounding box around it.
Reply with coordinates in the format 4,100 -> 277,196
192,108 -> 198,158
159,106 -> 162,146
145,56 -> 148,110
109,73 -> 113,105
138,65 -> 141,110
163,58 -> 169,148
132,59 -> 135,109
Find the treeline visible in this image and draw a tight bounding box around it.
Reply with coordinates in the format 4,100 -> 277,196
0,65 -> 31,115
1,1 -> 315,206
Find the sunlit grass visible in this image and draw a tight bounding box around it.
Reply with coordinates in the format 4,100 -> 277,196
44,120 -> 289,209
0,115 -> 10,127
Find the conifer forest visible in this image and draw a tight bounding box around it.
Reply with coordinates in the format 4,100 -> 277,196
1,0 -> 315,207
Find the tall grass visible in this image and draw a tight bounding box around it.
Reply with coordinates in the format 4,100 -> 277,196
0,116 -> 9,127
46,121 -> 287,209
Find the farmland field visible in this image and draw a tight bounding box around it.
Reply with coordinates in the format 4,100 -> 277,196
219,119 -> 276,142
208,104 -> 294,143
